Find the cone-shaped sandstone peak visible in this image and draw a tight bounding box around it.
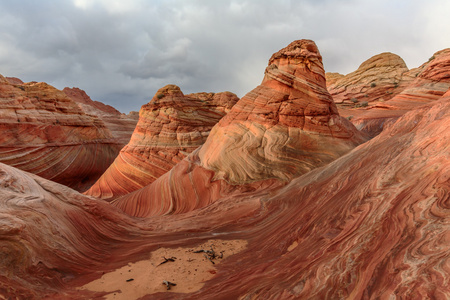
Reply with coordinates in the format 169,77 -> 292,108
112,40 -> 367,217
198,39 -> 367,184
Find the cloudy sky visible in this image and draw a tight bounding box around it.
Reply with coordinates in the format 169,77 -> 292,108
0,0 -> 449,112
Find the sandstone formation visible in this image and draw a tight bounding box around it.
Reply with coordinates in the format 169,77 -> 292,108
63,87 -> 139,145
111,40 -> 367,217
0,76 -> 123,191
324,71 -> 344,86
326,52 -> 414,105
0,81 -> 448,299
5,76 -> 24,85
342,48 -> 450,136
85,85 -> 239,200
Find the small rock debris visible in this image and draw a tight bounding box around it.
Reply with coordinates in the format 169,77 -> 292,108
157,256 -> 177,266
163,280 -> 177,290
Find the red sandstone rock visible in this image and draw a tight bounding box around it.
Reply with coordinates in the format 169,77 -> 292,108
2,40 -> 448,299
5,76 -> 24,85
85,85 -> 239,200
112,40 -> 367,217
324,72 -> 344,86
0,84 -> 448,299
63,87 -> 121,115
0,76 -> 123,191
327,52 -> 413,105
63,87 -> 138,145
342,48 -> 450,136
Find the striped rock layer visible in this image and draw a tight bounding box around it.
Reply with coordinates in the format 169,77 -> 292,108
0,75 -> 122,191
326,52 -> 413,105
0,81 -> 448,299
112,40 -> 367,217
63,87 -> 139,145
343,48 -> 450,136
84,85 -> 239,200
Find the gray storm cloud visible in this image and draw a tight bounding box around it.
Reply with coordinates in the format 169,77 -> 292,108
0,0 -> 448,112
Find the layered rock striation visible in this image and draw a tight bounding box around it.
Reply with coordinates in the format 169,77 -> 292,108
85,85 -> 239,200
63,87 -> 139,145
0,75 -> 448,299
345,48 -> 450,136
111,40 -> 367,217
0,76 -> 123,191
326,52 -> 414,105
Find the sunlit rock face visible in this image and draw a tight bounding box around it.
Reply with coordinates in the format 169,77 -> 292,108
329,49 -> 450,137
0,76 -> 123,191
84,85 -> 239,200
326,52 -> 412,104
0,85 -> 448,299
112,40 -> 367,217
63,87 -> 139,145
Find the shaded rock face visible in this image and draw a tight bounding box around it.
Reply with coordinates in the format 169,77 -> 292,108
5,77 -> 24,85
63,87 -> 139,145
339,49 -> 450,136
0,76 -> 123,191
84,85 -> 239,200
0,84 -> 448,299
111,40 -> 367,217
63,87 -> 121,115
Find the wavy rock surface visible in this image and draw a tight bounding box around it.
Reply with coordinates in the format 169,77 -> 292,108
63,87 -> 139,145
327,52 -> 413,105
112,40 -> 367,217
85,85 -> 239,200
0,85 -> 448,299
0,76 -> 123,191
346,48 -> 450,136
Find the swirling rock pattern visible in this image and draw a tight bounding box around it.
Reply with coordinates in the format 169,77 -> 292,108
332,49 -> 450,137
85,85 -> 239,200
0,85 -> 448,299
0,76 -> 123,191
112,40 -> 367,217
326,52 -> 413,104
63,87 -> 139,145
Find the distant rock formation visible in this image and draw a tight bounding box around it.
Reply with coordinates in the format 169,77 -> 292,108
326,52 -> 413,105
63,87 -> 138,145
5,76 -> 24,85
324,72 -> 344,86
111,40 -> 367,217
336,49 -> 450,136
0,75 -> 123,191
85,85 -> 239,200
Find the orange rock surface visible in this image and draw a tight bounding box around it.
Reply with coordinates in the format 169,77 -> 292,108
0,84 -> 448,299
326,52 -> 415,105
0,75 -> 123,191
111,40 -> 367,217
84,85 -> 239,200
63,87 -> 139,145
339,49 -> 450,136
5,76 -> 24,85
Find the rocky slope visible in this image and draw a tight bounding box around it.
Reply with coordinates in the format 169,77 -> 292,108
0,75 -> 123,191
0,76 -> 448,299
63,87 -> 139,145
329,49 -> 450,136
326,52 -> 414,105
111,40 -> 367,217
84,85 -> 239,200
